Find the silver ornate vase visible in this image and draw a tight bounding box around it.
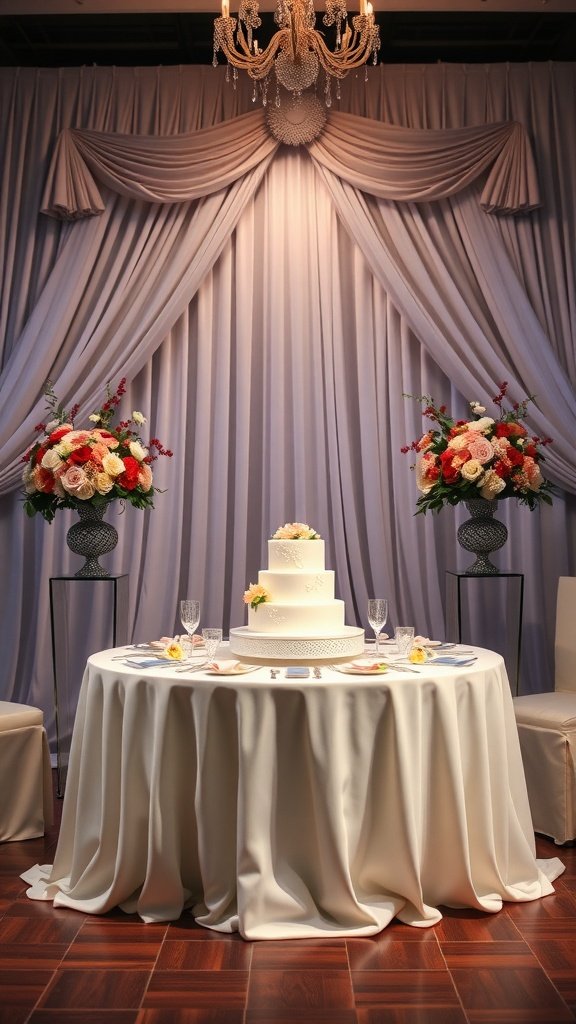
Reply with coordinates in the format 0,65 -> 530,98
457,498 -> 508,575
66,502 -> 118,577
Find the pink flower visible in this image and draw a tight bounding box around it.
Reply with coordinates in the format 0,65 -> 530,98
466,435 -> 493,464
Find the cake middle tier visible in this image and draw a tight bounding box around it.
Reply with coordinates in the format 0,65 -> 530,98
258,569 -> 335,602
247,599 -> 345,634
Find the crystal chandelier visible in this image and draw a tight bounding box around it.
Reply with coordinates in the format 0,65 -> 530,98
213,0 -> 380,107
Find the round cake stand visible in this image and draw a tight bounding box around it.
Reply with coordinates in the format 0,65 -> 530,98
228,626 -> 365,666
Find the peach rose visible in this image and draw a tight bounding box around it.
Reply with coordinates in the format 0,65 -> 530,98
461,459 -> 484,482
137,463 -> 153,492
478,470 -> 506,499
95,472 -> 115,495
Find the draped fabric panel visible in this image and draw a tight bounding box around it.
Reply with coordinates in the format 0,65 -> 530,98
42,112 -> 538,220
0,159 -> 274,489
315,167 -> 576,491
0,64 -> 575,748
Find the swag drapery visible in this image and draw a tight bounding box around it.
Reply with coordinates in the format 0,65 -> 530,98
1,64 -> 575,740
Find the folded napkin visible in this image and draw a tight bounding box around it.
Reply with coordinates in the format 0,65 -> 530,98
124,657 -> 178,668
152,634 -> 204,648
431,655 -> 477,666
414,635 -> 443,647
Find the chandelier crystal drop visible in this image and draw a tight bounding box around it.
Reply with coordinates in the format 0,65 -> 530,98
213,0 -> 380,105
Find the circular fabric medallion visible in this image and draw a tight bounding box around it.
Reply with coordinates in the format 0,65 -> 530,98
266,93 -> 327,146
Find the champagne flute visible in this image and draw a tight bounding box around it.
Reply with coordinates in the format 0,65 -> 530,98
202,628 -> 223,663
367,599 -> 388,657
180,600 -> 200,655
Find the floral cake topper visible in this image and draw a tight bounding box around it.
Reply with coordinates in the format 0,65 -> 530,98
272,522 -> 321,539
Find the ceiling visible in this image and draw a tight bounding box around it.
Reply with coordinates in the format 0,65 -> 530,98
0,1 -> 575,67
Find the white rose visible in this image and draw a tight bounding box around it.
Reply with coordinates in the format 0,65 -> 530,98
41,448 -> 62,470
132,411 -> 146,426
464,416 -> 494,434
129,440 -> 147,462
102,452 -> 125,477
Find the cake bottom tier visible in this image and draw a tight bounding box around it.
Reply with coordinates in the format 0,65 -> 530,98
229,626 -> 365,664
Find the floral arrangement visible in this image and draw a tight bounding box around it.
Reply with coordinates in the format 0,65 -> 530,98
22,378 -> 173,523
243,582 -> 270,611
272,522 -> 321,539
401,383 -> 554,514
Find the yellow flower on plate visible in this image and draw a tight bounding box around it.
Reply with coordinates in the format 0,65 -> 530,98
163,640 -> 185,660
409,645 -> 430,665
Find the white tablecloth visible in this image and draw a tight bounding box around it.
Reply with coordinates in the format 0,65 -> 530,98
23,645 -> 564,938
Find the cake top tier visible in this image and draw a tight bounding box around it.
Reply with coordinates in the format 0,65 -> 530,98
271,522 -> 320,540
268,538 -> 325,572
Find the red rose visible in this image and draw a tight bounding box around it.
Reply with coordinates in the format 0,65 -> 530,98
47,425 -> 73,444
507,446 -> 524,467
68,445 -> 93,464
494,460 -> 512,479
118,456 -> 140,491
440,450 -> 460,484
34,446 -> 47,465
35,466 -> 55,493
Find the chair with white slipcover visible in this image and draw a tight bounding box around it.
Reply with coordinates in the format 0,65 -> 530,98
513,576 -> 576,845
0,701 -> 53,842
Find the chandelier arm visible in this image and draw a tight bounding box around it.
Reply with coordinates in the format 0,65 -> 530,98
217,26 -> 289,79
307,28 -> 377,76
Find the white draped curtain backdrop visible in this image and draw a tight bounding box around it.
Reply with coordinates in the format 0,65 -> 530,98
1,63 -> 575,745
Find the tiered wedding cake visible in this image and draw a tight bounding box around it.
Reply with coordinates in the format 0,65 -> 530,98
229,523 -> 364,663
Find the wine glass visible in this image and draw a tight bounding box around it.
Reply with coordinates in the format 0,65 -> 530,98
180,600 -> 200,655
202,627 -> 223,663
367,599 -> 388,656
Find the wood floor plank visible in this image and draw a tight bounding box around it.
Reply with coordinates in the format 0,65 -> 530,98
143,970 -> 249,1009
450,966 -> 573,1017
347,937 -> 445,970
251,939 -> 349,971
247,968 -> 355,1009
156,939 -> 252,970
351,969 -> 460,1008
38,968 -> 151,1010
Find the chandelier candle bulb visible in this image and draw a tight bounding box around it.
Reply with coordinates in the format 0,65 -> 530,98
222,0 -> 229,17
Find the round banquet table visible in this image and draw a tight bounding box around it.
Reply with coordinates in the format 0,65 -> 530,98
23,645 -> 564,939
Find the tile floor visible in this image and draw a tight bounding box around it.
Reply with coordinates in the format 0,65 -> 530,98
0,773 -> 575,1024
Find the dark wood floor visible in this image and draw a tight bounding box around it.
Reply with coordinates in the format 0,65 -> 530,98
0,773 -> 575,1024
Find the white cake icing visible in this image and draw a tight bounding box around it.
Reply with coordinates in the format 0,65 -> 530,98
268,539 -> 326,572
232,525 -> 364,662
246,538 -> 345,636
